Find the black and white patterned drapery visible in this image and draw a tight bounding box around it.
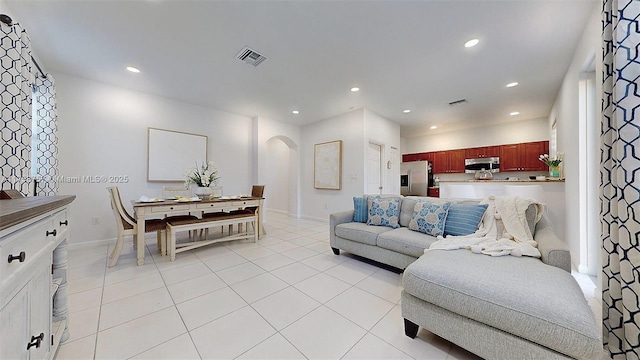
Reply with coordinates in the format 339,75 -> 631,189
33,75 -> 58,195
601,0 -> 640,358
0,20 -> 34,195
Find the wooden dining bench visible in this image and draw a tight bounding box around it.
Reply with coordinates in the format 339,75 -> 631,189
166,213 -> 257,261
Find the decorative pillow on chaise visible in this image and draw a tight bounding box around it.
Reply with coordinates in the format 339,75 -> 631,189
409,201 -> 451,236
444,203 -> 489,236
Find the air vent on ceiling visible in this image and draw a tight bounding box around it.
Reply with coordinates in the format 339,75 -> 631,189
236,47 -> 268,67
448,99 -> 468,106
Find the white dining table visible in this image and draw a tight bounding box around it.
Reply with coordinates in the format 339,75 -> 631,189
132,196 -> 263,266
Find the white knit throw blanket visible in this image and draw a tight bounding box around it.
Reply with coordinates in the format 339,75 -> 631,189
427,195 -> 543,258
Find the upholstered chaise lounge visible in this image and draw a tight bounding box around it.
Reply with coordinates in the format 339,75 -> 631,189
330,195 -> 601,359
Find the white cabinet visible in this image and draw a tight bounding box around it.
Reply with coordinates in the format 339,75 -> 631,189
0,283 -> 29,359
0,196 -> 74,360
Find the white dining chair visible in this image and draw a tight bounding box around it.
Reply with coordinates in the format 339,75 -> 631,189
162,185 -> 192,199
210,186 -> 223,197
161,185 -> 199,239
107,187 -> 166,267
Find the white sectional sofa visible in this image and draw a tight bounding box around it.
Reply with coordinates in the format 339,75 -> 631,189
329,195 -> 601,359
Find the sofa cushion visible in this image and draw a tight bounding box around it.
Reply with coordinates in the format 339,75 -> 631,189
408,201 -> 451,236
444,203 -> 488,236
353,197 -> 368,223
403,250 -> 600,359
334,222 -> 392,246
377,227 -> 438,258
367,196 -> 401,228
400,196 -> 452,227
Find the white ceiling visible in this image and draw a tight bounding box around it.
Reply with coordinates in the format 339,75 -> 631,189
4,0 -> 597,137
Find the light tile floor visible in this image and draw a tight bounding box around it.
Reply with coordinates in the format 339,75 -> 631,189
56,212 -> 601,359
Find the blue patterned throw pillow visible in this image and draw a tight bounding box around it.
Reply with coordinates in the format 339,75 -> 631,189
408,201 -> 451,236
353,197 -> 368,223
444,203 -> 489,236
367,196 -> 401,228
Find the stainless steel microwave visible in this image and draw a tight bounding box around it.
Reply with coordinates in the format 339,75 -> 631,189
465,157 -> 500,173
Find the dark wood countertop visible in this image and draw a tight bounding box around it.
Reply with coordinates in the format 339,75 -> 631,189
0,195 -> 76,231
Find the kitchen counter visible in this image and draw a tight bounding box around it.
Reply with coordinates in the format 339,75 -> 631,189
439,178 -> 565,183
437,180 -> 565,241
0,195 -> 76,231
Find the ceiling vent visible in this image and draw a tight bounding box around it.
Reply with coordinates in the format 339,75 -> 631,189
236,47 -> 268,67
448,99 -> 468,106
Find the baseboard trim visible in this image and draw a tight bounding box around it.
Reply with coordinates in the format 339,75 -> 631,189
266,208 -> 288,215
67,233 -> 157,250
68,238 -> 114,250
300,215 -> 328,224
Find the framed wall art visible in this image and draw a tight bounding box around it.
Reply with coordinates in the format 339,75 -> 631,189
314,140 -> 342,190
147,128 -> 208,182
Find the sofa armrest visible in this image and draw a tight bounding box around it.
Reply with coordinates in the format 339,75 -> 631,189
535,226 -> 572,273
330,210 -> 355,245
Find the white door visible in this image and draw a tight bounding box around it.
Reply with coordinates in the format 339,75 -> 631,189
367,143 -> 382,194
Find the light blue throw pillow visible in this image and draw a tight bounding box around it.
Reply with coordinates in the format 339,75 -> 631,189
353,197 -> 368,223
408,201 -> 451,237
367,196 -> 401,228
444,203 -> 489,236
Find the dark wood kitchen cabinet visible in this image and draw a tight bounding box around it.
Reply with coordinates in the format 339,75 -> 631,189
432,149 -> 465,174
465,146 -> 500,159
403,152 -> 433,163
500,141 -> 549,172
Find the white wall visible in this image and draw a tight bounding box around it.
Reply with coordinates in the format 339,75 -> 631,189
55,73 -> 253,245
363,109 -> 401,195
402,117 -> 549,154
300,109 -> 365,221
548,4 -> 601,274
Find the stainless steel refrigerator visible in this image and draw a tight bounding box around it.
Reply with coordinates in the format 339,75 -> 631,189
400,161 -> 433,196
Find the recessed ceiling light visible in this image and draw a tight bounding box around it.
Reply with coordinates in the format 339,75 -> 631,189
126,66 -> 140,73
350,87 -> 360,92
510,111 -> 520,116
506,82 -> 519,88
292,110 -> 300,115
403,109 -> 411,113
430,125 -> 437,130
464,39 -> 479,48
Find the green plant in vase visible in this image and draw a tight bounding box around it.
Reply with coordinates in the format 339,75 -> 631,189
184,161 -> 220,196
538,152 -> 563,178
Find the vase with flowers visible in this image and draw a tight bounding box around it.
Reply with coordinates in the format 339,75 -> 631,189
184,161 -> 220,197
538,152 -> 563,178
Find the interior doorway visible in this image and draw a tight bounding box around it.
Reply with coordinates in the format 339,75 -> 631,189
578,68 -> 598,276
265,136 -> 299,217
367,142 -> 382,194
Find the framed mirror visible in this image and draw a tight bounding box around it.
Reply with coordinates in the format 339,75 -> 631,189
147,128 -> 208,182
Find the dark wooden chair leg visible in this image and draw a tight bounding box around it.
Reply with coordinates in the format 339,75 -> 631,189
331,247 -> 340,255
404,318 -> 419,338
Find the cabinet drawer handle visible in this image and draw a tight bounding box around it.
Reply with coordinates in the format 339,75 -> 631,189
8,251 -> 26,263
60,220 -> 69,226
46,229 -> 57,237
27,333 -> 44,350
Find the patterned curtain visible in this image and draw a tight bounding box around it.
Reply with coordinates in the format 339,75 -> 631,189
0,20 -> 34,195
33,75 -> 59,195
601,0 -> 640,358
